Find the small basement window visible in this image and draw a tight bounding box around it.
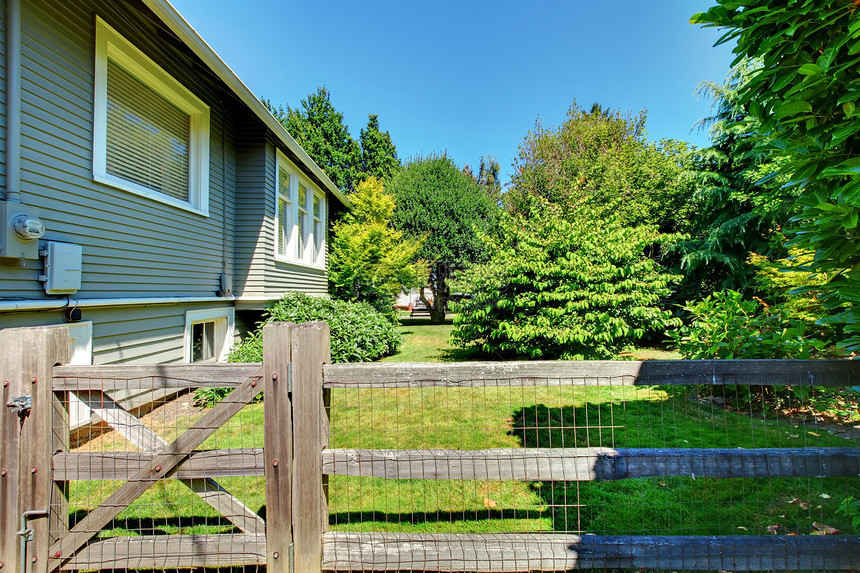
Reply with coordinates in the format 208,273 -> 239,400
184,309 -> 234,363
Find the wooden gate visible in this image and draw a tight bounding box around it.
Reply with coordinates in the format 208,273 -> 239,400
0,322 -> 325,573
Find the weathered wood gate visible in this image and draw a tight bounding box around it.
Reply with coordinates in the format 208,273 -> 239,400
1,322 -> 859,572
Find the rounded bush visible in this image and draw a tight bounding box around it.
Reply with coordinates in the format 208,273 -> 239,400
230,291 -> 401,363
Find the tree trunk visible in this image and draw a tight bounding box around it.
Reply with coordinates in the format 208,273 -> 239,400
419,286 -> 445,324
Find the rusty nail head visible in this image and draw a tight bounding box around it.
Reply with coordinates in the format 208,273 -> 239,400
0,560 -> 4,568
1,470 -> 6,477
272,373 -> 278,381
273,552 -> 279,560
31,467 -> 37,474
272,460 -> 279,468
31,558 -> 37,564
31,377 -> 37,384
3,380 -> 8,387
251,380 -> 257,387
154,465 -> 162,472
53,552 -> 61,559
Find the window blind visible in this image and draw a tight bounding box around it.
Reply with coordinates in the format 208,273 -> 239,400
106,59 -> 191,202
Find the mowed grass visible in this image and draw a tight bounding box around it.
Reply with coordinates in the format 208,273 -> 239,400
69,321 -> 856,537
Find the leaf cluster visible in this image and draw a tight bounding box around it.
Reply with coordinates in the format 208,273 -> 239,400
692,0 -> 860,351
451,200 -> 682,360
507,102 -> 695,234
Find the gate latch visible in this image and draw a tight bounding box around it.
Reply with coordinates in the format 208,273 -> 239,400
6,395 -> 31,414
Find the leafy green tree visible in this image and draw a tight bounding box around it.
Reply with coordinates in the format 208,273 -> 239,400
266,87 -> 362,191
674,62 -> 797,295
359,114 -> 400,182
328,177 -> 428,315
506,102 -> 694,234
451,199 -> 682,359
693,1 -> 860,352
388,154 -> 499,323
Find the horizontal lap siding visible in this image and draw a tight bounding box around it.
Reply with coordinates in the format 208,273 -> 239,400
0,301 -> 234,364
234,134 -> 327,300
2,0 -> 241,300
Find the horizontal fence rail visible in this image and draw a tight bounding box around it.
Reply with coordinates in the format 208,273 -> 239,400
51,363 -> 263,390
321,532 -> 859,572
323,359 -> 857,387
322,447 -> 860,481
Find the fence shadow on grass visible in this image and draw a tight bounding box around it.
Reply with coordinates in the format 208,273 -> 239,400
509,391 -> 860,536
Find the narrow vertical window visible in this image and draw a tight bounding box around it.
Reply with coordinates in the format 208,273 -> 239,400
277,168 -> 291,257
313,193 -> 323,263
298,184 -> 308,260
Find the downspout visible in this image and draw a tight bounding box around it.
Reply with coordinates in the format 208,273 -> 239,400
5,0 -> 21,203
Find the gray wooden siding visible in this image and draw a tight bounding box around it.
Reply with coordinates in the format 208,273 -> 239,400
233,133 -> 327,301
0,2 -> 7,193
0,0 -> 242,299
0,301 -> 234,364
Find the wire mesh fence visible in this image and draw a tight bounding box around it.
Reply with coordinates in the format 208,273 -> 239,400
50,368 -> 267,571
324,366 -> 859,570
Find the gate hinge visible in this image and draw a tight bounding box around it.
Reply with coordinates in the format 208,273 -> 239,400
6,395 -> 31,414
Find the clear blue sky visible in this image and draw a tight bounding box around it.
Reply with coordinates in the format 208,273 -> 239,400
170,0 -> 736,187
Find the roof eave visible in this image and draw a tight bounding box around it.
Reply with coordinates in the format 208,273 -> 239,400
140,0 -> 352,210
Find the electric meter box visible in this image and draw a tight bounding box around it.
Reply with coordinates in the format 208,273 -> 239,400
41,241 -> 83,294
0,201 -> 45,259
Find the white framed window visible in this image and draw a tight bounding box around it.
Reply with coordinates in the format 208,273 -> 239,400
93,17 -> 211,216
274,151 -> 327,268
184,308 -> 234,363
277,168 -> 293,257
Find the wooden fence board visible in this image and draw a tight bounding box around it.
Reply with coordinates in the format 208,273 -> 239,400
263,322 -> 293,573
48,374 -> 263,566
52,364 -> 262,390
324,359 -> 858,388
54,449 -> 264,480
322,447 -> 860,481
321,532 -> 860,572
292,323 -> 329,573
60,534 -> 266,570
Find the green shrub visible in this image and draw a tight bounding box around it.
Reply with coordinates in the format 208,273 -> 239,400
230,292 -> 401,363
451,201 -> 682,360
671,290 -> 831,414
193,292 -> 400,406
671,290 -> 825,360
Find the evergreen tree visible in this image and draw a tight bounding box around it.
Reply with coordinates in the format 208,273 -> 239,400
359,114 -> 400,182
674,62 -> 796,295
267,87 -> 362,191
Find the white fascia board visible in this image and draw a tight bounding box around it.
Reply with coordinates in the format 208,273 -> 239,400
141,0 -> 352,212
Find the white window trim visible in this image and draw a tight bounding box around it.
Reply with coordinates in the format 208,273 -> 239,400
274,150 -> 327,270
67,322 -> 94,366
93,16 -> 211,216
184,308 -> 235,363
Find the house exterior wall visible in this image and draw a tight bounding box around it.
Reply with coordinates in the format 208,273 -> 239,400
0,0 -> 341,364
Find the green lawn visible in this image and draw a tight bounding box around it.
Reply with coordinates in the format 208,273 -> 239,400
68,321 -> 856,538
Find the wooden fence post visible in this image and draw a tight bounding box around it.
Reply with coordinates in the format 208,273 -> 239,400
0,326 -> 68,573
263,322 -> 294,573
291,322 -> 330,573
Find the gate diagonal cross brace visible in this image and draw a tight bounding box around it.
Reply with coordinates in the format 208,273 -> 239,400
73,390 -> 265,534
49,375 -> 264,564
